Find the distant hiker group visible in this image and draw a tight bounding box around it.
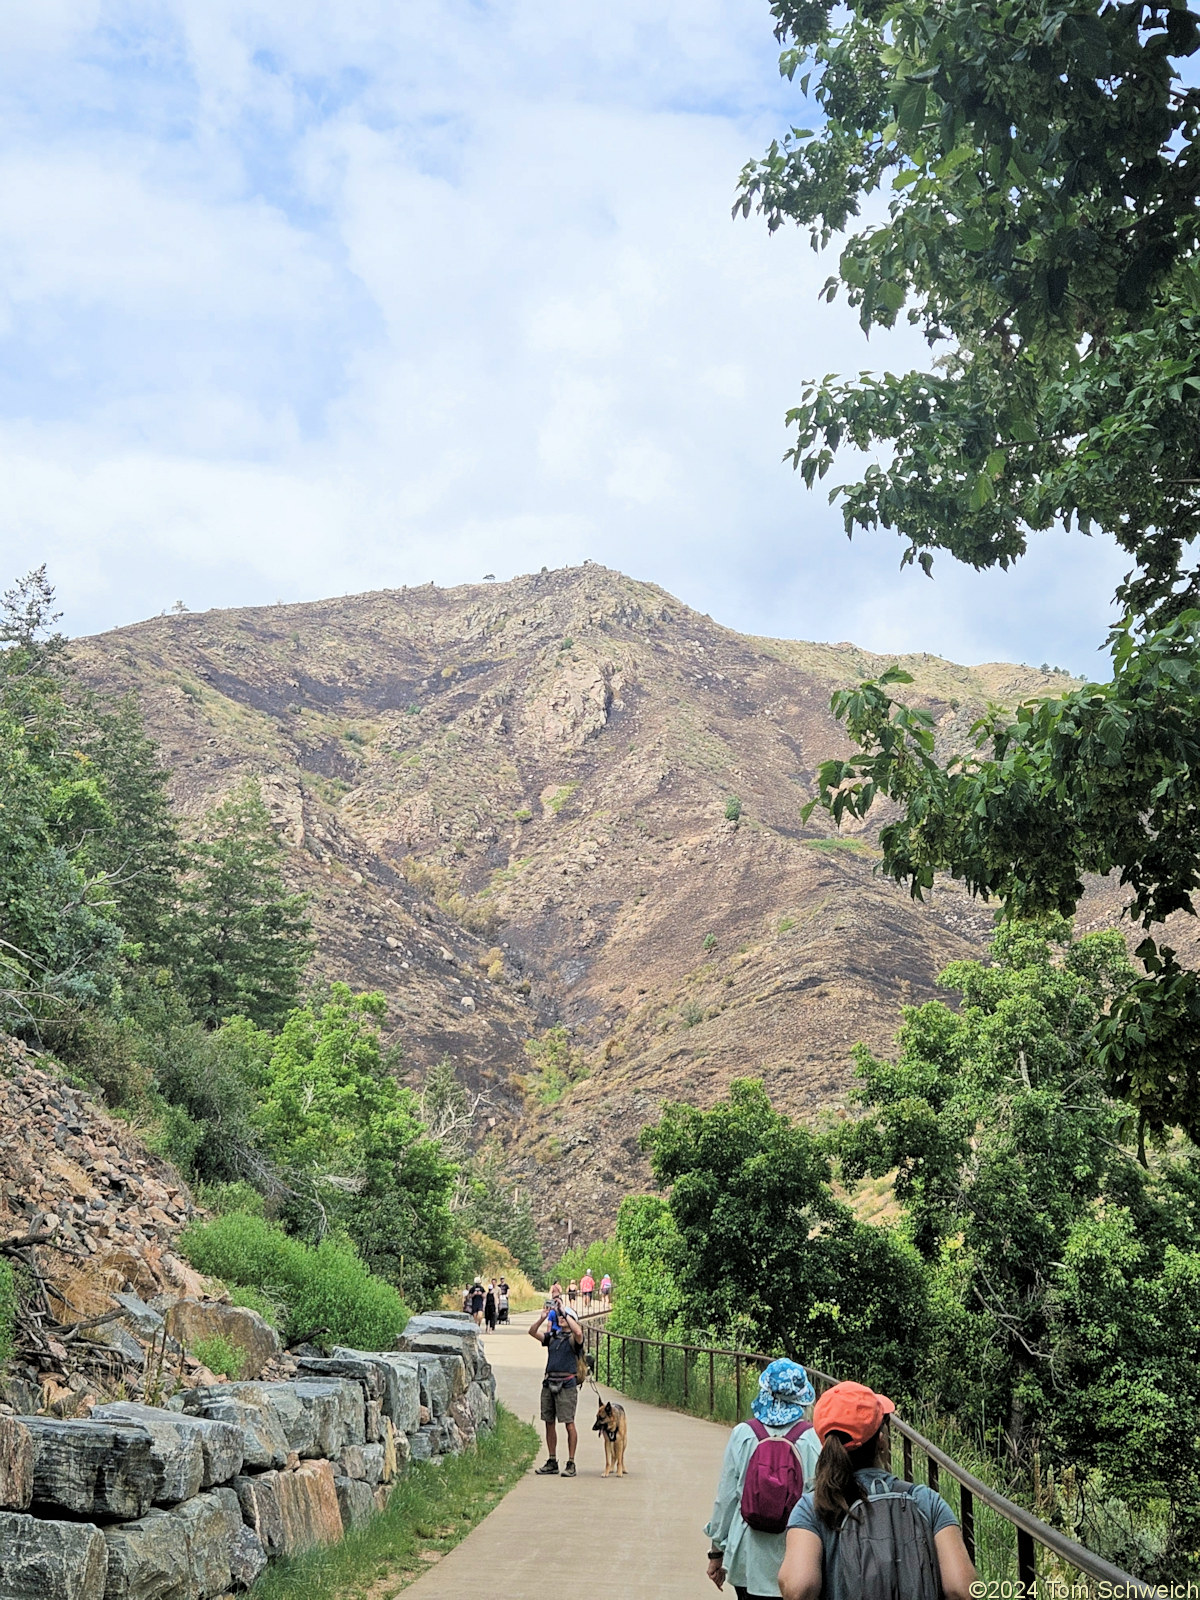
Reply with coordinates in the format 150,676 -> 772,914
463,1277 -> 509,1331
705,1364 -> 976,1600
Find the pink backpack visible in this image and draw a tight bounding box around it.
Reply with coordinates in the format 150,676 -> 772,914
739,1418 -> 812,1534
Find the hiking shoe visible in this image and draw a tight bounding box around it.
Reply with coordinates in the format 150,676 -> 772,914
562,1460 -> 577,1478
535,1458 -> 559,1475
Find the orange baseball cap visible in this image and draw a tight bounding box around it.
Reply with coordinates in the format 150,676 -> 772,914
812,1382 -> 896,1447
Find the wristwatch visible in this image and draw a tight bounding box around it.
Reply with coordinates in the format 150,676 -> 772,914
707,1551 -> 723,1562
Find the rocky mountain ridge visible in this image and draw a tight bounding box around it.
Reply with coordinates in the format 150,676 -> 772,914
69,565 -> 1092,1252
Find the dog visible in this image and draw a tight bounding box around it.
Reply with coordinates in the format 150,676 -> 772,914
592,1399 -> 628,1477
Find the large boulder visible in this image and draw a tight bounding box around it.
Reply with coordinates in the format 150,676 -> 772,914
102,1510 -> 189,1600
464,1376 -> 497,1433
91,1404 -> 242,1491
415,1353 -> 467,1419
293,1356 -> 383,1406
0,1415 -> 34,1510
254,1380 -> 364,1459
165,1301 -> 280,1380
330,1349 -> 420,1436
360,1443 -> 385,1486
227,1524 -> 266,1592
232,1461 -> 342,1558
90,1405 -> 203,1507
333,1474 -> 374,1532
396,1315 -> 485,1380
23,1417 -> 156,1520
174,1488 -> 242,1599
0,1510 -> 108,1600
180,1386 -> 287,1471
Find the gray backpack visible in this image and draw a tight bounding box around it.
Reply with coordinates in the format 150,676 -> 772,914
832,1476 -> 943,1600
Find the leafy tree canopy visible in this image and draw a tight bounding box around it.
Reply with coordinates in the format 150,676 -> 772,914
741,2 -> 1200,1137
254,986 -> 466,1303
641,1078 -> 931,1390
840,921 -> 1200,1573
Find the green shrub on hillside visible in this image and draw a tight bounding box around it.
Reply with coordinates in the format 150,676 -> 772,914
179,1212 -> 409,1351
0,1259 -> 14,1364
192,1334 -> 245,1379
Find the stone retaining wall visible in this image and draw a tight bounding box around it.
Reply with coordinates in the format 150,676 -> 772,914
0,1314 -> 495,1600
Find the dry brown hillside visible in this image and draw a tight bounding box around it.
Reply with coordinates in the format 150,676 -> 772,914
71,565 -> 1086,1254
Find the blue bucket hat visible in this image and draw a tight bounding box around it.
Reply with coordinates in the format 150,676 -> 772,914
751,1358 -> 816,1427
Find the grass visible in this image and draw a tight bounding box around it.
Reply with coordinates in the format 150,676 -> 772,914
249,1407 -> 537,1600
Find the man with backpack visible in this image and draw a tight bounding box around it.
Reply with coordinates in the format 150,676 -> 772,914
528,1293 -> 585,1479
778,1381 -> 976,1600
705,1359 -> 821,1598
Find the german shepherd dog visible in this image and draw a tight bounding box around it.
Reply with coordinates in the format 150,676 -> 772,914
593,1399 -> 628,1477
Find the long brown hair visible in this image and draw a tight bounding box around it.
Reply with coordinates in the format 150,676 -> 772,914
812,1426 -> 885,1529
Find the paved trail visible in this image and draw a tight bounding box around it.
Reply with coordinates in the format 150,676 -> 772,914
403,1314 -> 729,1599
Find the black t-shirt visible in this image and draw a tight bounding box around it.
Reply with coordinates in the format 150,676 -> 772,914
542,1324 -> 581,1381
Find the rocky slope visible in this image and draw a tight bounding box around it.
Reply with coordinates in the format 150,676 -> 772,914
69,565 -> 1102,1252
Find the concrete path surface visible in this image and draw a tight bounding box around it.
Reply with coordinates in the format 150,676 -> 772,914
402,1313 -> 730,1599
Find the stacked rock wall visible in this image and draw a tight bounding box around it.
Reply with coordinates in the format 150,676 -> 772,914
0,1314 -> 495,1600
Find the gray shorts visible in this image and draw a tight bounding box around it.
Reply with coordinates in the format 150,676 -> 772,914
540,1380 -> 579,1424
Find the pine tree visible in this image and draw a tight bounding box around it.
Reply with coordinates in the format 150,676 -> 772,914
177,780 -> 313,1028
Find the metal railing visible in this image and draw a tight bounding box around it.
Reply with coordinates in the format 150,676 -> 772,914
582,1321 -> 1153,1598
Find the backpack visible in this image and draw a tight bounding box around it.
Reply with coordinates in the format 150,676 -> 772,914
831,1476 -> 942,1600
739,1418 -> 812,1533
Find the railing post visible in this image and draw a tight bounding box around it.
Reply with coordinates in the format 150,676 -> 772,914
640,1341 -> 645,1380
903,1436 -> 913,1483
735,1353 -> 741,1418
927,1457 -> 940,1495
683,1348 -> 689,1404
622,1336 -> 626,1389
1017,1528 -> 1036,1589
960,1486 -> 976,1564
709,1349 -> 715,1416
606,1331 -> 611,1385
660,1342 -> 665,1389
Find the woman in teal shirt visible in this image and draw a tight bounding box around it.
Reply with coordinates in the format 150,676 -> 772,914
705,1360 -> 821,1599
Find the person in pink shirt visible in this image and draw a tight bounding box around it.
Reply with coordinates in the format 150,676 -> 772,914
580,1269 -> 595,1309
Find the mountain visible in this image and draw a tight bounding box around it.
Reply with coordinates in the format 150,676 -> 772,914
70,565 -> 1080,1253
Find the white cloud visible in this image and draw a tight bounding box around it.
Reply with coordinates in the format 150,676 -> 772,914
0,1 -> 1120,670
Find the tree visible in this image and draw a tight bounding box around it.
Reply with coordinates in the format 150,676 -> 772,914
641,1078 -> 931,1391
839,921 -> 1200,1574
253,986 -> 466,1304
741,1 -> 1200,1137
176,780 -> 313,1029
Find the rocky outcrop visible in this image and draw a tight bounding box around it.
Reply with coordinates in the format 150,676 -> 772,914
164,1302 -> 281,1381
0,1510 -> 109,1600
3,1314 -> 495,1599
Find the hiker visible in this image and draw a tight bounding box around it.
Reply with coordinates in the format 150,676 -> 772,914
568,1278 -> 579,1310
580,1268 -> 595,1309
469,1281 -> 485,1327
497,1278 -> 510,1324
484,1280 -> 498,1332
705,1359 -> 820,1599
600,1271 -> 612,1308
528,1292 -> 585,1478
778,1381 -> 976,1600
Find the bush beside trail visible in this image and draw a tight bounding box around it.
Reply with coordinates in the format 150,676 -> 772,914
179,1211 -> 410,1351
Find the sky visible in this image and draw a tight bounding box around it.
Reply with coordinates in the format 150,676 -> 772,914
0,2 -> 1126,673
